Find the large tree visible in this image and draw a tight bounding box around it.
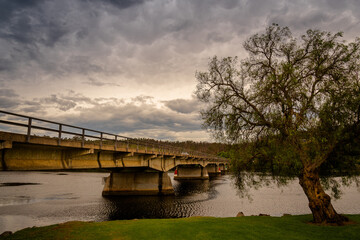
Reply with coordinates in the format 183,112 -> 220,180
196,24 -> 360,225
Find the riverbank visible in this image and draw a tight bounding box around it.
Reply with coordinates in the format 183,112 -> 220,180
1,215 -> 359,240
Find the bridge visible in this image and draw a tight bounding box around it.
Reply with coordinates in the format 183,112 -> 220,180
0,110 -> 229,196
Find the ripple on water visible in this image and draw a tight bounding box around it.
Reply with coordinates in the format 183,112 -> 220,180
0,171 -> 359,233
0,183 -> 41,187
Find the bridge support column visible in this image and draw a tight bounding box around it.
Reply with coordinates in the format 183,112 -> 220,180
206,164 -> 221,177
102,169 -> 174,196
174,165 -> 209,180
1,149 -> 7,170
219,164 -> 227,175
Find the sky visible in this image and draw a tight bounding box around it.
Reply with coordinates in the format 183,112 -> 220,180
1,0 -> 360,141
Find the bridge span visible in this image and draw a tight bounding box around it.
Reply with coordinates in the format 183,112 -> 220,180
0,110 -> 229,196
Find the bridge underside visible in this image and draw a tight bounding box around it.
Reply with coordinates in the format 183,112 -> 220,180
174,165 -> 209,180
0,132 -> 223,172
0,131 -> 229,195
102,168 -> 174,196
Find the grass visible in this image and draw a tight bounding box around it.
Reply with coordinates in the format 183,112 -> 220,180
1,215 -> 360,240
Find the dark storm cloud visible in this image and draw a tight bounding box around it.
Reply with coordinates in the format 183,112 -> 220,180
61,57 -> 105,75
40,95 -> 77,111
2,89 -> 199,127
0,0 -> 70,80
163,98 -> 201,114
0,58 -> 15,72
1,0 -> 360,140
1,14 -> 68,47
1,0 -> 360,86
55,95 -> 201,135
0,97 -> 20,109
36,91 -> 95,111
99,0 -> 145,9
4,91 -> 203,140
265,0 -> 360,37
0,89 -> 18,97
0,88 -> 20,109
0,0 -> 43,23
131,95 -> 154,104
0,0 -> 68,48
2,91 -> 96,113
67,102 -> 201,135
83,78 -> 121,87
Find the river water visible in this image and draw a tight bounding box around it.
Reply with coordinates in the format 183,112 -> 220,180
0,171 -> 359,233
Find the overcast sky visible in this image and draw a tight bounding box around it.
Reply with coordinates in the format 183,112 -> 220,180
1,0 -> 360,141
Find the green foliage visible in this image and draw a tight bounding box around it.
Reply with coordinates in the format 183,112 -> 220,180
322,124 -> 360,176
196,24 -> 360,199
137,138 -> 231,156
4,216 -> 360,240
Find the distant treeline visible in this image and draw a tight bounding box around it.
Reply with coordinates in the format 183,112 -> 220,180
135,138 -> 232,157
39,133 -> 232,157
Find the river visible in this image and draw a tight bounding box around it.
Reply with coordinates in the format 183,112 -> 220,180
0,171 -> 359,233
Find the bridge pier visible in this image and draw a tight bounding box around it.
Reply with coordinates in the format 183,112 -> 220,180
1,149 -> 7,170
206,164 -> 221,177
102,169 -> 174,196
219,164 -> 228,175
174,165 -> 209,180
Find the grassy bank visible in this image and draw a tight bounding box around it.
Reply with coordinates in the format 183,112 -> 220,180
1,215 -> 359,240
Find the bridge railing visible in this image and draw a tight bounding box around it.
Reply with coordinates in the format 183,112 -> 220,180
0,110 -> 227,161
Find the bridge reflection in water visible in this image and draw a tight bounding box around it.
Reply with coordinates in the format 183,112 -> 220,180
103,178 -> 215,220
1,170 -> 359,233
0,110 -> 229,196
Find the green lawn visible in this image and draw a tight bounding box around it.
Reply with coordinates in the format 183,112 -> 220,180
2,215 -> 360,240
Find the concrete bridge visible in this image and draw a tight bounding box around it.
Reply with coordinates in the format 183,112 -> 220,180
0,110 -> 229,196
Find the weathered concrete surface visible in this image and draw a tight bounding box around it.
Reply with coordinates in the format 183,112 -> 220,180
206,164 -> 222,177
0,131 -> 228,172
0,124 -> 230,196
219,164 -> 228,175
102,170 -> 174,196
174,165 -> 209,180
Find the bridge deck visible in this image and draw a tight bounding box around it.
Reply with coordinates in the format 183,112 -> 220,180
0,110 -> 228,172
0,131 -> 228,171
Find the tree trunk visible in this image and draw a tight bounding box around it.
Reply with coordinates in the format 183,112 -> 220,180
298,168 -> 348,225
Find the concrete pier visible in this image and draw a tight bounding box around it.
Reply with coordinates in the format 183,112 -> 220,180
219,164 -> 228,175
206,164 -> 221,177
174,165 -> 209,180
0,131 -> 228,172
0,130 -> 230,197
102,169 -> 174,196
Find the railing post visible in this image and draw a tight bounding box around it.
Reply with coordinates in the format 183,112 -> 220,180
82,129 -> 85,148
0,111 -> 223,164
27,118 -> 32,142
114,136 -> 117,151
58,124 -> 62,145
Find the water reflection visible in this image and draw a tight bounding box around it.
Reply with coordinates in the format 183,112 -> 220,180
173,180 -> 211,196
0,171 -> 359,233
0,182 -> 41,187
0,193 -> 79,207
103,196 -> 177,219
103,179 -> 218,219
